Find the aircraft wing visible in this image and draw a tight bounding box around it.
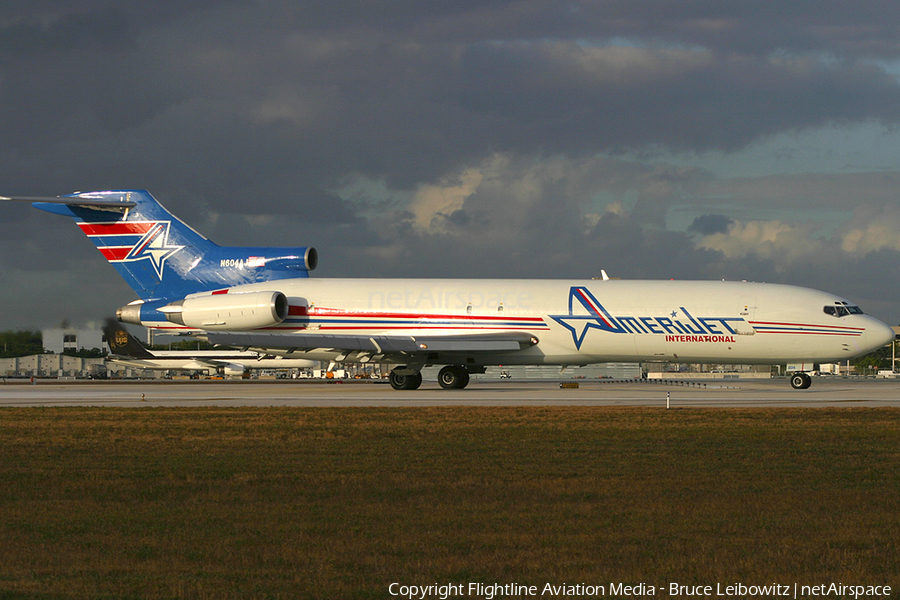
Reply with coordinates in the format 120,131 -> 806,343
206,331 -> 539,355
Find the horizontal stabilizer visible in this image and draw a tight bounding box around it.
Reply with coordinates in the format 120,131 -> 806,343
1,194 -> 136,210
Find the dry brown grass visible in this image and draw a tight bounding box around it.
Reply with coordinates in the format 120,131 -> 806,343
0,407 -> 898,598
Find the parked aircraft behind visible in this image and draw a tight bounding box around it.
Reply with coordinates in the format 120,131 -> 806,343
3,190 -> 894,390
104,320 -> 317,377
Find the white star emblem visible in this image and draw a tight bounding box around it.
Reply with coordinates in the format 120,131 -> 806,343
124,222 -> 184,279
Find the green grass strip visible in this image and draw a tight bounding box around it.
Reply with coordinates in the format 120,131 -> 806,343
0,407 -> 898,599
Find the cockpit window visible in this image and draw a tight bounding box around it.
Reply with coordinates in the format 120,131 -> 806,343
824,303 -> 864,317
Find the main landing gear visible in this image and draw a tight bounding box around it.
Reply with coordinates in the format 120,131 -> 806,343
389,370 -> 423,390
388,365 -> 472,390
437,365 -> 470,389
790,372 -> 812,390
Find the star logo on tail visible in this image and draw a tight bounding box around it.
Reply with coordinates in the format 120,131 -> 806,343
124,222 -> 184,280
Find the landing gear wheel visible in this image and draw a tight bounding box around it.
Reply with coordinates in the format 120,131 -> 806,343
390,370 -> 422,390
438,366 -> 470,389
790,373 -> 812,390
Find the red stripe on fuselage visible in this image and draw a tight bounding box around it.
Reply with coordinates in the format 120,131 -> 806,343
755,330 -> 862,336
262,325 -> 538,333
749,320 -> 864,332
306,306 -> 545,323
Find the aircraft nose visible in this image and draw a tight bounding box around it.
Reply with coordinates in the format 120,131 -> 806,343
866,319 -> 896,352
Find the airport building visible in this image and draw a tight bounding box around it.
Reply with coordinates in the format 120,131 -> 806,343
0,354 -> 106,379
41,327 -> 105,355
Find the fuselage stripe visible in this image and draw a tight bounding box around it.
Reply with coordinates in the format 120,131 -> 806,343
750,320 -> 864,332
305,308 -> 546,323
298,326 -> 544,332
755,330 -> 862,336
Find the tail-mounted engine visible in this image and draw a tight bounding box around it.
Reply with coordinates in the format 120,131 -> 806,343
157,290 -> 289,330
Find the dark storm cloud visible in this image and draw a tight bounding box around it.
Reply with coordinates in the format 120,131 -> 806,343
0,7 -> 130,55
3,1 -> 900,327
5,1 -> 900,193
452,43 -> 900,154
689,214 -> 734,236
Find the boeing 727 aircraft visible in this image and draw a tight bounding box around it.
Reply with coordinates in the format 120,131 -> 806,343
104,321 -> 317,376
2,190 -> 894,390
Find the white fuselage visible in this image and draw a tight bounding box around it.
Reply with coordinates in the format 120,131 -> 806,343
160,278 -> 894,366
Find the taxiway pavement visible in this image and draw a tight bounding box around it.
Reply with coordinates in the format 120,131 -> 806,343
1,377 -> 899,408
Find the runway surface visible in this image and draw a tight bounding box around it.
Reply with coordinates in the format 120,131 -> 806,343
1,377 -> 899,407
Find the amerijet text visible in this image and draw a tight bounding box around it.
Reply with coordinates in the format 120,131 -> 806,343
388,582 -> 892,599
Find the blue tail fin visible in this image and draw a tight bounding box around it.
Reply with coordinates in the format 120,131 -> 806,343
32,190 -> 316,302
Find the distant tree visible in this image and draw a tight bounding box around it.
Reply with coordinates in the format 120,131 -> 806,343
0,330 -> 44,358
63,348 -> 107,359
852,342 -> 895,372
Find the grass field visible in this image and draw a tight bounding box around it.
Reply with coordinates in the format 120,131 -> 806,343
1,407 -> 898,599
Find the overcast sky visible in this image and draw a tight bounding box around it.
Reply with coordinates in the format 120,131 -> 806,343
2,1 -> 900,330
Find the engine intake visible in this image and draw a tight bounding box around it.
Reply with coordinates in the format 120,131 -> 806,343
160,291 -> 289,330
